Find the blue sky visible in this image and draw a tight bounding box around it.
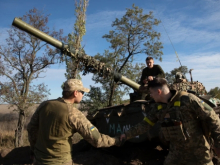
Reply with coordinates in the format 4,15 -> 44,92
0,0 -> 220,100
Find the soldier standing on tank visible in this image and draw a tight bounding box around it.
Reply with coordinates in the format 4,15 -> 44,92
140,57 -> 165,85
139,57 -> 165,100
170,72 -> 207,95
170,72 -> 189,92
120,78 -> 220,165
27,79 -> 120,165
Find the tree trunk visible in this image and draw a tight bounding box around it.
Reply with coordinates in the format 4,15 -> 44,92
108,83 -> 116,106
73,61 -> 79,79
109,90 -> 113,106
15,110 -> 26,147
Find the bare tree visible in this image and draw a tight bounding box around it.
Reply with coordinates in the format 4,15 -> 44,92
0,8 -> 66,147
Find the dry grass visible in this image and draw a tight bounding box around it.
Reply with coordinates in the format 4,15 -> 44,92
0,104 -> 37,149
0,131 -> 14,149
0,104 -> 86,149
0,112 -> 33,149
0,104 -> 15,114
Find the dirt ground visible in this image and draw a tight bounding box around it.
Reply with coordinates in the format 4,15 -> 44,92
0,105 -> 167,165
1,103 -> 220,165
1,139 -> 220,165
0,139 -> 167,165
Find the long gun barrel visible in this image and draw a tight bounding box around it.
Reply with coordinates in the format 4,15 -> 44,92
12,17 -> 141,91
114,72 -> 140,90
12,18 -> 68,50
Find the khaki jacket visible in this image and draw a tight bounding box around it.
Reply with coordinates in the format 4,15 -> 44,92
27,98 -> 119,164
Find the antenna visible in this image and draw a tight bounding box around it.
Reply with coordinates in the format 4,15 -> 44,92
160,21 -> 182,67
149,1 -> 182,67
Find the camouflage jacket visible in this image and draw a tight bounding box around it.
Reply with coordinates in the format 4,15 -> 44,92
125,90 -> 220,165
27,98 -> 119,164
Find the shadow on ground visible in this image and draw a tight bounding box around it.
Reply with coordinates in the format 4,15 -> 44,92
0,140 -> 168,165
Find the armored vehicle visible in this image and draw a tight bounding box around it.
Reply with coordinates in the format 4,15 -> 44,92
12,17 -> 154,143
12,18 -> 220,145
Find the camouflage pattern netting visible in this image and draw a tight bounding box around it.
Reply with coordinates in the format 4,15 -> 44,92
170,79 -> 207,95
62,45 -> 113,78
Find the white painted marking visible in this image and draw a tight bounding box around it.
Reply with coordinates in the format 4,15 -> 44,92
106,118 -> 110,124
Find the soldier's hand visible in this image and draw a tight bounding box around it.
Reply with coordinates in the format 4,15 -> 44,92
147,76 -> 154,81
114,134 -> 126,147
143,79 -> 148,84
116,134 -> 126,146
120,134 -> 126,141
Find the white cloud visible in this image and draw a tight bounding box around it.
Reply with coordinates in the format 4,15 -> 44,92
181,53 -> 220,90
151,0 -> 220,52
161,52 -> 220,91
203,0 -> 220,12
191,11 -> 220,30
181,52 -> 220,68
158,16 -> 220,47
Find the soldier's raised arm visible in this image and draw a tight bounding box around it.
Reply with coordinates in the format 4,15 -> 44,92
69,106 -> 120,147
122,104 -> 158,140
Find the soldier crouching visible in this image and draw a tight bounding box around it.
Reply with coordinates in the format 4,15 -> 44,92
120,78 -> 220,165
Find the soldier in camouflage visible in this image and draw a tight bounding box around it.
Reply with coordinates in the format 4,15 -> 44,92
27,79 -> 120,165
120,78 -> 220,165
170,72 -> 207,95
